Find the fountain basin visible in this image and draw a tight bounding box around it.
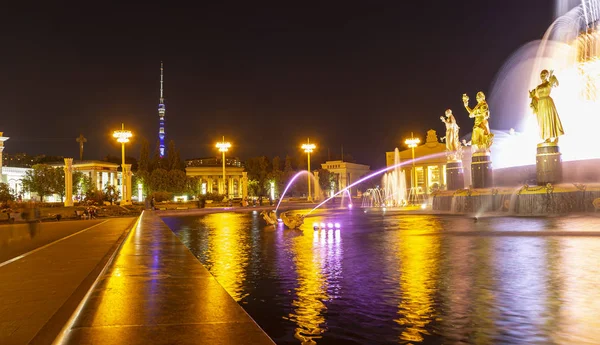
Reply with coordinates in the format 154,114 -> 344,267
432,184 -> 600,214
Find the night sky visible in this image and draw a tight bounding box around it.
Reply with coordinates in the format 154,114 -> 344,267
2,1 -> 553,168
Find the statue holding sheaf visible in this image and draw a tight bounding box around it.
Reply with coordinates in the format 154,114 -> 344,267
463,91 -> 494,152
529,69 -> 564,143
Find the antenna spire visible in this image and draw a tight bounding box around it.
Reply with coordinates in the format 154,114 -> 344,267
160,61 -> 164,103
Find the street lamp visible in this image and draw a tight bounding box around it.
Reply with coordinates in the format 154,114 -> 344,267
113,123 -> 132,204
216,136 -> 231,197
301,138 -> 316,202
404,132 -> 421,201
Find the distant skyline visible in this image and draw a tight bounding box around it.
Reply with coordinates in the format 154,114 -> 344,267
2,1 -> 554,168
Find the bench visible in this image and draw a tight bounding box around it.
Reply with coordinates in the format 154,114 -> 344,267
593,198 -> 600,212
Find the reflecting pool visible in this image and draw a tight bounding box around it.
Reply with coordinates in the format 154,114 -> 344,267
162,210 -> 600,345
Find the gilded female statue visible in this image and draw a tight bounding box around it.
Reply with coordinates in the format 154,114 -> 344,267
529,69 -> 564,143
440,109 -> 461,155
463,91 -> 494,152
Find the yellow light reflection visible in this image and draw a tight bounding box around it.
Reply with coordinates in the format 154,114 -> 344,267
557,235 -> 600,343
202,213 -> 249,301
288,220 -> 331,344
394,217 -> 440,343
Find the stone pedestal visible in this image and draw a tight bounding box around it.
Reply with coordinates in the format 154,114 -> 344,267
446,159 -> 464,190
471,152 -> 493,188
121,164 -> 132,205
536,143 -> 562,185
64,158 -> 74,207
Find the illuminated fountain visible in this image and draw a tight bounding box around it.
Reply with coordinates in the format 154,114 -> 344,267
267,2 -> 600,223
489,0 -> 600,169
361,188 -> 386,207
359,149 -> 408,208
431,0 -> 600,214
383,148 -> 408,206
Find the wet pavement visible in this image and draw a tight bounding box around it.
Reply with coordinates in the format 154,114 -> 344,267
0,218 -> 136,345
0,219 -> 105,263
57,211 -> 275,345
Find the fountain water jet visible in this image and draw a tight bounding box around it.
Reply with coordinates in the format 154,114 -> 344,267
308,152 -> 448,215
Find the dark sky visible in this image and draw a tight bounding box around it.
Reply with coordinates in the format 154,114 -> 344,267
2,1 -> 553,168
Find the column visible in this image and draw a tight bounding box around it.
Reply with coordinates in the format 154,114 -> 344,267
242,172 -> 248,201
0,132 -> 8,172
313,170 -> 320,201
228,177 -> 234,197
91,170 -> 98,191
121,163 -> 132,205
64,158 -> 74,207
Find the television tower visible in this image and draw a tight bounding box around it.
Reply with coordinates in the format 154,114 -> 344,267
158,62 -> 166,157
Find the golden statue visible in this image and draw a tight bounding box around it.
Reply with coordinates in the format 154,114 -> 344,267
440,109 -> 462,160
529,69 -> 565,143
463,92 -> 494,152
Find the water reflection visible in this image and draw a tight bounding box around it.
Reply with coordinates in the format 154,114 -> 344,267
201,213 -> 250,301
163,213 -> 600,345
393,216 -> 441,343
283,217 -> 339,344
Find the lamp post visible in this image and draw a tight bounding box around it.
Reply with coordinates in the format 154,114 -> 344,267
113,123 -> 132,205
404,132 -> 421,193
216,136 -> 231,197
301,138 -> 316,202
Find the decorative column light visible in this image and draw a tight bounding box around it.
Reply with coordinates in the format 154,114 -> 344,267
216,137 -> 231,197
113,123 -> 133,205
404,133 -> 420,190
64,158 -> 74,207
302,138 -> 316,202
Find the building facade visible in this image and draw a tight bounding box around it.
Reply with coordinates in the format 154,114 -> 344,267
385,129 -> 447,195
185,157 -> 245,197
321,160 -> 370,196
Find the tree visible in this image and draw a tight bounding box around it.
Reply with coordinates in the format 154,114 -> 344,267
167,169 -> 187,194
272,156 -> 281,172
138,138 -> 151,173
317,168 -> 334,195
149,168 -> 170,193
103,184 -> 120,205
50,167 -> 66,201
150,140 -> 164,171
166,140 -> 183,171
22,164 -> 55,201
284,155 -> 294,175
186,176 -> 201,197
245,156 -> 270,196
74,172 -> 93,196
0,182 -> 14,203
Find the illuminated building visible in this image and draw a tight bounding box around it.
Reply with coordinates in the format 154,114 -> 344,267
185,157 -> 245,197
321,160 -> 370,196
385,129 -> 450,195
158,62 -> 166,158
